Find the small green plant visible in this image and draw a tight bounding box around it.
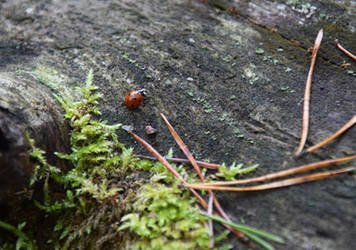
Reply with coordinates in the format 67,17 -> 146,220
27,133 -> 61,186
33,180 -> 76,214
233,127 -> 244,139
27,132 -> 77,214
0,221 -> 37,250
27,69 -> 126,217
20,69 -> 132,248
53,69 -> 126,196
65,172 -> 121,201
256,48 -> 265,54
216,162 -> 258,181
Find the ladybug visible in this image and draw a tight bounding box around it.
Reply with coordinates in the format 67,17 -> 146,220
124,89 -> 146,109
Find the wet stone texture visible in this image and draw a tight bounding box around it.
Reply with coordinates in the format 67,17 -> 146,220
0,0 -> 355,249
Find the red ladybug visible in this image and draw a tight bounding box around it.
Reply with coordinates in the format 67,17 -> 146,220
124,89 -> 146,109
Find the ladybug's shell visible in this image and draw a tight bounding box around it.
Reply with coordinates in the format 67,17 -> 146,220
124,90 -> 144,109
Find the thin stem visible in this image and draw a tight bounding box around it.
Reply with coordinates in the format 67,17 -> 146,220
133,154 -> 220,169
192,155 -> 355,186
185,167 -> 355,191
335,39 -> 356,61
208,194 -> 214,248
294,29 -> 323,157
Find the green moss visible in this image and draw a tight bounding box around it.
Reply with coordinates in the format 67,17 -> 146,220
0,221 -> 37,250
216,162 -> 258,181
27,132 -> 61,186
28,65 -> 77,99
2,69 -> 277,249
120,182 -> 210,250
0,69 -> 216,249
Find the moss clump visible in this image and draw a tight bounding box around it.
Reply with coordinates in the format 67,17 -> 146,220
0,221 -> 37,250
119,149 -> 213,249
119,149 -> 234,250
1,69 -> 215,249
2,69 -> 270,249
120,182 -> 210,250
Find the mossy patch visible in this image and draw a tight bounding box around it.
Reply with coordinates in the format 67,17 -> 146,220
0,70 -> 217,249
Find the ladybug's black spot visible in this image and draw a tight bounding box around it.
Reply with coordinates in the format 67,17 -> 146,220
133,97 -> 137,100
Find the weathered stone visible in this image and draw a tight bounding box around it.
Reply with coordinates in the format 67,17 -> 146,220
0,0 -> 355,249
0,73 -> 70,219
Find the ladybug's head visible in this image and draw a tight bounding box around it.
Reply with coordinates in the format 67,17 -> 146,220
137,88 -> 147,97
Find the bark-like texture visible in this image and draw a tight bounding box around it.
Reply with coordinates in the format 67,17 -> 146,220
0,72 -> 70,220
0,0 -> 355,249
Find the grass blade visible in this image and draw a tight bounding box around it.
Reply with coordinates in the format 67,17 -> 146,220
202,213 -> 283,250
242,230 -> 276,250
201,213 -> 284,243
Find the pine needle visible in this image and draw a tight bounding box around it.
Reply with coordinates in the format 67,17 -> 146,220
191,156 -> 355,186
294,29 -> 323,157
127,128 -> 248,242
185,167 -> 355,191
160,113 -> 248,242
296,115 -> 356,158
335,39 -> 356,61
133,154 -> 220,169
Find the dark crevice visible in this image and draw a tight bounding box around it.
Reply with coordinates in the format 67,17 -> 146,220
0,203 -> 10,219
0,129 -> 10,152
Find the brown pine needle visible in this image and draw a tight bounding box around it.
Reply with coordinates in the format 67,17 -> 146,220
127,130 -> 207,207
127,129 -> 248,242
184,167 -> 355,191
160,113 -> 248,242
296,115 -> 356,158
133,154 -> 220,169
294,29 -> 323,157
193,155 -> 356,186
335,39 -> 356,61
160,113 -> 205,181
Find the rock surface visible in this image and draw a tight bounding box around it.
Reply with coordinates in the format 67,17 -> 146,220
0,0 -> 355,249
